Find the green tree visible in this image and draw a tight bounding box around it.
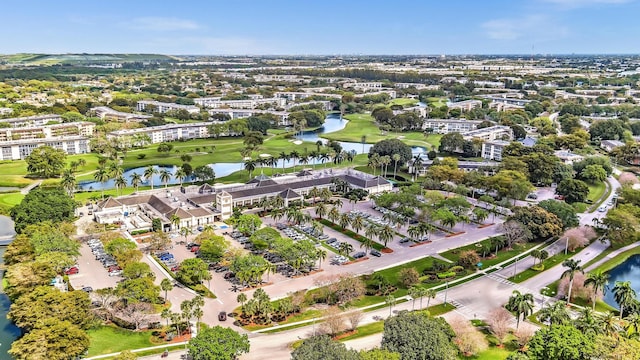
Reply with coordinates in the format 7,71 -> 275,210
368,139 -> 413,164
580,164 -> 607,184
382,311 -> 457,360
525,325 -> 595,360
116,277 -> 160,304
509,206 -> 563,239
506,290 -> 534,329
438,132 -> 465,153
198,234 -> 229,263
10,188 -> 75,233
537,301 -> 570,326
157,142 -> 174,154
584,271 -> 609,310
160,278 -> 173,304
292,335 -> 359,360
187,325 -> 249,360
538,199 -> 579,229
9,318 -> 90,360
122,262 -> 154,280
176,258 -> 209,286
25,146 -> 67,178
561,259 -> 583,304
613,281 -> 637,318
236,214 -> 262,235
556,179 -> 590,204
144,165 -> 158,190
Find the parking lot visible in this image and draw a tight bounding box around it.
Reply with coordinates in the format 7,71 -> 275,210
68,241 -> 120,292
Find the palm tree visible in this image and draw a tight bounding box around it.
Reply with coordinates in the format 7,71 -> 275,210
60,169 -> 76,196
368,153 -> 380,176
411,154 -> 423,181
378,225 -> 394,248
174,167 -> 187,186
561,259 -> 584,304
290,150 -> 300,173
360,135 -> 366,154
160,278 -> 173,304
339,242 -> 353,257
161,308 -> 172,328
424,288 -> 436,309
339,213 -> 351,230
159,169 -> 171,188
328,206 -> 340,224
180,227 -> 193,243
386,295 -> 396,316
314,203 -> 327,220
613,281 -> 637,319
506,290 -> 534,329
237,293 -> 248,314
130,172 -> 143,192
244,159 -> 256,179
407,225 -> 420,242
625,313 -> 640,338
380,155 -> 391,176
408,287 -> 421,310
108,162 -> 124,178
278,151 -> 289,174
93,166 -> 109,199
308,187 -> 320,205
537,301 -> 570,326
114,175 -> 127,196
144,165 -> 158,190
392,153 -> 401,179
584,271 -> 609,310
316,248 -> 327,270
600,311 -> 622,336
170,214 -> 180,231
351,215 -> 365,235
575,307 -> 602,336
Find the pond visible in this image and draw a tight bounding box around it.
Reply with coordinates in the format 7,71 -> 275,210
0,216 -> 16,246
78,113 -> 426,191
603,254 -> 640,309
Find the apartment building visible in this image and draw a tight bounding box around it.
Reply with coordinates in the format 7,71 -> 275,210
0,114 -> 63,128
274,92 -> 342,101
462,125 -> 513,141
481,140 -> 511,161
90,106 -> 152,123
344,82 -> 384,90
0,122 -> 95,142
207,109 -> 290,125
422,119 -> 482,134
194,97 -> 286,109
0,136 -> 91,161
447,100 -> 482,112
137,100 -> 200,114
107,122 -> 212,144
394,83 -> 439,90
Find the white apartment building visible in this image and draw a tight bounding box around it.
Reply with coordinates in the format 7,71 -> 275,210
207,109 -> 290,125
274,92 -> 342,101
447,100 -> 482,112
344,82 -> 384,90
0,122 -> 95,142
394,83 -> 439,90
422,119 -> 482,134
90,106 -> 152,122
0,136 -> 91,161
107,122 -> 212,144
194,97 -> 286,109
0,114 -> 63,128
137,100 -> 200,114
463,125 -> 513,141
481,140 -> 511,161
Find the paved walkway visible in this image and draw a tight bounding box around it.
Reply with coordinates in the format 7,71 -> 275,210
584,241 -> 640,272
20,179 -> 41,194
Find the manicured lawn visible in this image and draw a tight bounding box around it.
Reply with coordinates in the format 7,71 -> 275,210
371,256 -> 441,287
338,321 -> 384,342
587,182 -> 605,202
427,302 -> 456,316
388,98 -> 419,107
440,238 -> 540,269
0,192 -> 24,209
588,245 -> 640,273
426,97 -> 448,108
468,347 -> 513,360
509,246 -> 586,283
86,326 -> 157,356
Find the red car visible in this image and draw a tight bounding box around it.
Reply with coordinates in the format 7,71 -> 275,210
108,265 -> 121,273
170,265 -> 180,272
64,266 -> 79,275
190,246 -> 200,253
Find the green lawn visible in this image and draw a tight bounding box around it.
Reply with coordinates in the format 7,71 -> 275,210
321,113 -> 441,150
587,245 -> 640,273
509,247 -> 585,283
426,97 -> 448,108
587,182 -> 606,203
0,192 -> 24,209
371,256 -> 441,287
388,98 -> 419,107
86,326 -> 157,357
440,238 -> 540,269
338,321 -> 384,342
466,347 -> 513,360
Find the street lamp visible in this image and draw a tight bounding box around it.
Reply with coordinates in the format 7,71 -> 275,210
565,236 -> 569,255
444,281 -> 449,305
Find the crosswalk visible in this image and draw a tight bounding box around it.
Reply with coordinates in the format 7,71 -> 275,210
434,293 -> 476,319
485,273 -> 536,295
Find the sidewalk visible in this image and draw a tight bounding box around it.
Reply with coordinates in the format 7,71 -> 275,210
584,241 -> 640,272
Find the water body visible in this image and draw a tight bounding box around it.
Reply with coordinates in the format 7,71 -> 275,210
78,113 -> 426,190
603,254 -> 640,309
0,246 -> 21,359
0,216 -> 16,246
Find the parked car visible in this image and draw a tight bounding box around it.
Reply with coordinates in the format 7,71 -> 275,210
598,206 -> 607,212
370,250 -> 382,257
353,252 -> 366,259
64,266 -> 79,275
81,286 -> 93,293
190,246 -> 200,253
108,270 -> 122,277
218,311 -> 227,321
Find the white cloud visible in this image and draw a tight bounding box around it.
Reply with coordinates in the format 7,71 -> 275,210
482,15 -> 568,41
128,17 -> 201,31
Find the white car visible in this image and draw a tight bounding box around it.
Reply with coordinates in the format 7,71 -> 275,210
598,206 -> 607,212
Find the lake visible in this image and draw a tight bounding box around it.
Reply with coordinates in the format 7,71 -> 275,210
602,254 -> 640,309
0,246 -> 21,359
78,113 -> 426,191
0,216 -> 16,246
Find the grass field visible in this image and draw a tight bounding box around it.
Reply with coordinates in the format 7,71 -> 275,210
587,182 -> 606,203
321,113 -> 441,149
440,238 -> 539,269
426,97 -> 448,108
86,326 -> 157,357
388,98 -> 419,107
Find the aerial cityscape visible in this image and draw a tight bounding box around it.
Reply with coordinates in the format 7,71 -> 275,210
2,1 -> 640,360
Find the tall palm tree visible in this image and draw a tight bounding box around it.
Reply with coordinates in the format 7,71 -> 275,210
574,307 -> 602,337
159,169 -> 171,188
314,202 -> 327,220
237,293 -> 248,314
424,288 -> 437,309
506,290 -> 534,329
308,187 -> 320,204
108,162 -> 124,178
368,153 -> 380,176
613,281 -> 637,319
144,165 -> 158,190
338,213 -> 351,230
411,154 -> 423,181
170,214 -> 180,231
93,166 -> 109,199
244,159 -> 256,179
365,225 -> 378,248
537,301 -> 570,326
339,242 -> 353,257
279,151 -> 290,174
174,168 -> 187,186
328,206 -> 340,224
561,259 -> 584,304
584,271 -> 610,310
407,225 -> 420,242
408,287 -> 421,310
60,169 -> 76,196
392,153 -> 401,179
114,175 -> 127,196
130,172 -> 143,192
379,155 -> 391,176
316,248 -> 327,270
378,225 -> 394,249
351,215 -> 365,235
290,150 -> 300,173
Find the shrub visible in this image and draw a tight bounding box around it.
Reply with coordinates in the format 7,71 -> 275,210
458,250 -> 481,269
437,271 -> 456,279
449,266 -> 464,273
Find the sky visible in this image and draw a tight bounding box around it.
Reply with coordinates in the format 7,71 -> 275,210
1,0 -> 639,55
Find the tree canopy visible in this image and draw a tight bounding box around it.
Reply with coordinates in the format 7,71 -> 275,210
25,145 -> 67,178
10,188 -> 76,233
381,311 -> 457,360
369,139 -> 413,164
187,325 -> 249,360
